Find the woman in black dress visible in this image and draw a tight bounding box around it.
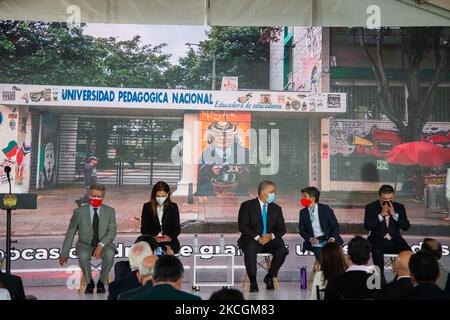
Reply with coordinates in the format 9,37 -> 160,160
140,181 -> 181,253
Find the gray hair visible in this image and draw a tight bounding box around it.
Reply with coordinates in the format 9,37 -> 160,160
258,180 -> 276,195
128,241 -> 153,271
139,258 -> 155,277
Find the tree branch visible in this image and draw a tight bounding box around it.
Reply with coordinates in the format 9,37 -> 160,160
417,32 -> 450,115
358,28 -> 405,130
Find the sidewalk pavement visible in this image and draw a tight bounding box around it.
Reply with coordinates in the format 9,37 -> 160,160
0,185 -> 448,236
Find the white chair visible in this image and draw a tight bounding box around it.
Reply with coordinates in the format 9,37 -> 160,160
78,261 -> 111,293
383,254 -> 399,273
242,253 -> 280,290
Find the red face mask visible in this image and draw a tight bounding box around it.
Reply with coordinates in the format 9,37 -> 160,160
89,198 -> 103,208
300,198 -> 313,207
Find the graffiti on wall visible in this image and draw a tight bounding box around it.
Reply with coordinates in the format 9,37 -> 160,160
195,112 -> 252,197
0,140 -> 31,185
329,120 -> 450,182
293,27 -> 322,92
38,113 -> 59,189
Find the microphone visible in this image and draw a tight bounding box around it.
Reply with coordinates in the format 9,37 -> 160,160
4,166 -> 11,179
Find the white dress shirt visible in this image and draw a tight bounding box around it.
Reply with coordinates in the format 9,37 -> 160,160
157,205 -> 164,236
309,204 -> 324,238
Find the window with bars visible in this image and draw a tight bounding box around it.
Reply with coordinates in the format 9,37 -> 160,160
332,84 -> 450,122
331,85 -> 405,120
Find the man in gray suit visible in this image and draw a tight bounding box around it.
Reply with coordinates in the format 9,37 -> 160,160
60,184 -> 117,294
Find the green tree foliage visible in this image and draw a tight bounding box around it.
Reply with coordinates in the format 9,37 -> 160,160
0,21 -> 171,88
167,26 -> 270,90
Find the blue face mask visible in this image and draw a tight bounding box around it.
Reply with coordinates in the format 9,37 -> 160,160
267,192 -> 276,204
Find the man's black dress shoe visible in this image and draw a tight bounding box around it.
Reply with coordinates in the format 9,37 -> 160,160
97,280 -> 106,294
249,282 -> 259,293
84,280 -> 95,294
264,275 -> 275,290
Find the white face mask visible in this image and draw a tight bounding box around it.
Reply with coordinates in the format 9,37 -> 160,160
156,196 -> 167,206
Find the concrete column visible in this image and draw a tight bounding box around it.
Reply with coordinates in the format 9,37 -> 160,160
320,118 -> 331,191
173,112 -> 201,196
0,105 -> 31,193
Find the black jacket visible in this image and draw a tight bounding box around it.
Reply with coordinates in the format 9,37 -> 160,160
118,282 -> 153,300
377,277 -> 413,300
0,271 -> 25,300
324,270 -> 379,300
299,203 -> 343,252
140,201 -> 181,252
398,282 -> 450,300
364,200 -> 410,243
237,198 -> 286,248
108,270 -> 141,300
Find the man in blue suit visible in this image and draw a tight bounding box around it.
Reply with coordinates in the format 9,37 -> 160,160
299,186 -> 343,263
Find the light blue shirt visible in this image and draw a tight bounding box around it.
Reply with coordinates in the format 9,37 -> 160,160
309,204 -> 324,238
89,205 -> 104,247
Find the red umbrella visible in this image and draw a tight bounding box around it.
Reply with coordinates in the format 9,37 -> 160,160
385,142 -> 450,167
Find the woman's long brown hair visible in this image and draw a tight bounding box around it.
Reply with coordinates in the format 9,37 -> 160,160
150,181 -> 172,215
320,242 -> 348,281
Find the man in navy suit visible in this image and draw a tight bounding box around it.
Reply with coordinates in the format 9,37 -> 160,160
398,251 -> 450,300
364,185 -> 411,283
299,186 -> 343,263
238,181 -> 288,292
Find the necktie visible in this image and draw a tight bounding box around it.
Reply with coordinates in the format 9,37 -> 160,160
92,208 -> 99,247
262,204 -> 268,235
384,216 -> 391,240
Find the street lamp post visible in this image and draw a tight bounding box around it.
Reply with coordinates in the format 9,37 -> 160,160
186,42 -> 216,90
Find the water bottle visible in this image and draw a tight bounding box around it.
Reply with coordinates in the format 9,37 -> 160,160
156,246 -> 163,257
300,266 -> 307,290
219,234 -> 225,253
193,234 -> 199,254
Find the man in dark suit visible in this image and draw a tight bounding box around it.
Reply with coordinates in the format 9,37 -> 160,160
298,186 -> 343,263
108,241 -> 153,300
133,255 -> 201,300
364,185 -> 411,282
398,251 -> 450,300
118,255 -> 156,300
0,259 -> 25,300
377,250 -> 413,300
325,236 -> 379,300
237,181 -> 289,292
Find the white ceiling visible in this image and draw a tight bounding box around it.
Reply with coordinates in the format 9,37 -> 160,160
0,0 -> 448,26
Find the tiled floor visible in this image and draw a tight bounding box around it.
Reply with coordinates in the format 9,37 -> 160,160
24,282 -> 311,300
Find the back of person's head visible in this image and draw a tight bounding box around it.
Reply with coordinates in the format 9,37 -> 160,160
209,288 -> 245,300
321,242 -> 348,281
394,250 -> 413,277
138,256 -> 158,284
421,238 -> 443,261
347,235 -> 371,266
153,255 -> 184,286
129,241 -> 153,271
135,235 -> 157,252
409,251 -> 440,284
